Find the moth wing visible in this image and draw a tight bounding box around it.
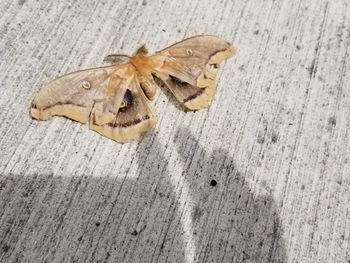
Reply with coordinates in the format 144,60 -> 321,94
151,35 -> 235,110
31,64 -> 158,143
89,76 -> 158,143
31,65 -> 118,123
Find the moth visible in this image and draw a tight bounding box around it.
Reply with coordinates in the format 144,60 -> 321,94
31,35 -> 236,143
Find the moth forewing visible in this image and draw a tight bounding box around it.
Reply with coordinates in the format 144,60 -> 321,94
30,65 -> 117,123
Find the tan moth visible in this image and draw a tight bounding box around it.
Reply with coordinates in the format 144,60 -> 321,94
31,35 -> 236,143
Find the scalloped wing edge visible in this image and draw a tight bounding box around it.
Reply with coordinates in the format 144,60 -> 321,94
197,45 -> 236,88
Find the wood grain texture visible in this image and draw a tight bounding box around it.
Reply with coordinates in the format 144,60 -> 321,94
0,0 -> 349,262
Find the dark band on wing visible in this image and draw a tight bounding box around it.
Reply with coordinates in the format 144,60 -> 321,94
209,47 -> 231,59
183,88 -> 206,103
107,115 -> 151,128
37,101 -> 87,110
169,75 -> 188,85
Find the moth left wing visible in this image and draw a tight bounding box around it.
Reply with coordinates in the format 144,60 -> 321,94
31,65 -> 118,123
150,35 -> 235,110
31,64 -> 158,143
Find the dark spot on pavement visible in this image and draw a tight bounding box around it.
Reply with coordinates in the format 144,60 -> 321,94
271,132 -> 278,143
210,179 -> 217,187
328,116 -> 336,126
2,244 -> 10,252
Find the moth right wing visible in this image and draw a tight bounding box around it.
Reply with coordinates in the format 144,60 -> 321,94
150,35 -> 235,110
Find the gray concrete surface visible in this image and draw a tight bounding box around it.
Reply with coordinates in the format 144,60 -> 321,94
0,0 -> 349,262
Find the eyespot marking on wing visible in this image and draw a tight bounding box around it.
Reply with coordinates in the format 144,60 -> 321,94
119,89 -> 133,112
81,80 -> 91,89
186,48 -> 193,56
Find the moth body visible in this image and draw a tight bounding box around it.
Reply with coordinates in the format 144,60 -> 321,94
130,54 -> 159,100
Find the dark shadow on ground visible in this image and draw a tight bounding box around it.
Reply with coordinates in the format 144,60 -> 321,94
168,128 -> 287,262
0,128 -> 287,263
0,154 -> 186,262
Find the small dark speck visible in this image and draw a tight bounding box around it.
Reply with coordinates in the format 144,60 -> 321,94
296,45 -> 301,50
2,244 -> 10,252
95,222 -> 101,227
242,250 -> 250,260
253,30 -> 259,35
131,230 -> 138,236
142,0 -> 147,5
301,185 -> 305,190
193,206 -> 203,221
257,135 -> 265,144
177,29 -> 181,33
162,29 -> 166,32
271,132 -> 278,143
328,116 -> 336,126
210,179 -> 217,187
309,59 -> 316,77
238,65 -> 245,71
78,236 -> 83,242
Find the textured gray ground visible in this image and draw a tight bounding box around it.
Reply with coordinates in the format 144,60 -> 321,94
0,0 -> 349,262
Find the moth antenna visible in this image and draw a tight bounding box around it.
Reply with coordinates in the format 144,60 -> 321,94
103,54 -> 131,64
135,44 -> 148,55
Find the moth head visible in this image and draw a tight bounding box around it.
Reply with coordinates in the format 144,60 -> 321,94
134,44 -> 148,55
